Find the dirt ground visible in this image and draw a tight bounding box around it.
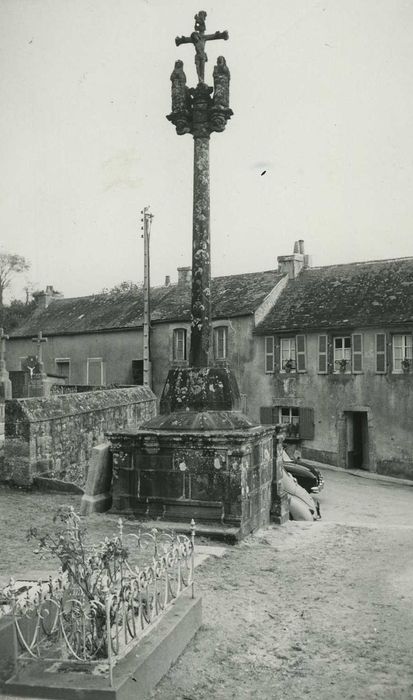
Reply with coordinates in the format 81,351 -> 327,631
149,470 -> 413,700
1,470 -> 413,699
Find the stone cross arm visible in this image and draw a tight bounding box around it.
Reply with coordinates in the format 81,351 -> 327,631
175,30 -> 229,46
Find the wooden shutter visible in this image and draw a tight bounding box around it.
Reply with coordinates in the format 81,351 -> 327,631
386,332 -> 393,373
318,335 -> 328,373
352,333 -> 363,373
298,407 -> 314,439
327,335 -> 334,373
375,333 -> 386,373
296,335 -> 306,372
264,336 -> 275,372
274,337 -> 281,373
260,406 -> 275,424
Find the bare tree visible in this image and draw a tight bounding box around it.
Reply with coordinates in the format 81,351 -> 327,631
0,251 -> 30,306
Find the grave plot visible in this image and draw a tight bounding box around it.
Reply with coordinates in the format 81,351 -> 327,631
1,506 -> 201,699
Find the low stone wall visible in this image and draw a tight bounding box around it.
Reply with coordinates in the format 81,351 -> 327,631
3,387 -> 156,487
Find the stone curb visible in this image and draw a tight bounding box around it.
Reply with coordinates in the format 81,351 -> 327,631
304,459 -> 413,488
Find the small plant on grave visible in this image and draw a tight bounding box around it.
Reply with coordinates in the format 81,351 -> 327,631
26,506 -> 129,658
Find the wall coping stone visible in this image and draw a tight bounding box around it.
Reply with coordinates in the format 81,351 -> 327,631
5,387 -> 155,424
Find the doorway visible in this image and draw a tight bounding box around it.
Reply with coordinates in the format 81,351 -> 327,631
346,411 -> 368,469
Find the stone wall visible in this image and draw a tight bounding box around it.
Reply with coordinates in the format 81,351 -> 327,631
3,386 -> 156,487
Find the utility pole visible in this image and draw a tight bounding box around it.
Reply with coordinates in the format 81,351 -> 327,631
140,206 -> 154,388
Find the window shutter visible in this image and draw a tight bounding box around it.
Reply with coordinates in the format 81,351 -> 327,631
296,335 -> 306,372
386,332 -> 392,372
352,333 -> 363,373
327,335 -> 334,373
318,335 -> 328,373
375,333 -> 386,373
274,337 -> 281,373
264,336 -> 275,373
260,406 -> 275,424
298,407 -> 314,439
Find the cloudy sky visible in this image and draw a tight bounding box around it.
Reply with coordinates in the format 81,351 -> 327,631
1,0 -> 413,300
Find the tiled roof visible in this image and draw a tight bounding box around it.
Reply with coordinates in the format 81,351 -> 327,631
11,270 -> 283,337
256,257 -> 413,334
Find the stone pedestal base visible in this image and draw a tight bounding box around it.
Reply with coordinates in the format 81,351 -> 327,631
108,412 -> 274,539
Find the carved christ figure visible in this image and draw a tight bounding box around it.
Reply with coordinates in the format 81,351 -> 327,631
175,11 -> 229,84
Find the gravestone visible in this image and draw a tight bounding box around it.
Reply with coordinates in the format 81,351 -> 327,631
0,328 -> 12,400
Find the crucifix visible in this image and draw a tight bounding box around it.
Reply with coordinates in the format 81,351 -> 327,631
175,10 -> 228,84
32,330 -> 47,365
167,10 -> 233,367
0,328 -> 9,371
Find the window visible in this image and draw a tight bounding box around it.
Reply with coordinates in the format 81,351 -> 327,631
375,333 -> 386,373
132,359 -> 144,385
214,326 -> 228,360
55,358 -> 70,382
318,335 -> 328,373
280,337 -> 296,372
264,336 -> 275,373
392,334 -> 412,373
279,407 -> 300,437
173,328 -> 187,361
260,406 -> 314,439
87,358 -> 105,386
334,336 -> 352,373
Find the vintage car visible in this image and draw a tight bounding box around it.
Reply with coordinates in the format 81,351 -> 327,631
282,467 -> 321,521
282,450 -> 324,494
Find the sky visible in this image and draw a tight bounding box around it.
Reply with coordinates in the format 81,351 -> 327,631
1,0 -> 413,301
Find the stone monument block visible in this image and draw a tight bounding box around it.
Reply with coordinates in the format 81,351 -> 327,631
80,442 -> 112,515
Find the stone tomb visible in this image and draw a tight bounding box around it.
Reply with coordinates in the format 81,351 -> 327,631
109,409 -> 274,539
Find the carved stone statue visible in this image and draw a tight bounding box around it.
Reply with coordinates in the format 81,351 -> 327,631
169,60 -> 191,134
194,11 -> 207,33
190,31 -> 208,83
170,60 -> 189,113
213,56 -> 230,109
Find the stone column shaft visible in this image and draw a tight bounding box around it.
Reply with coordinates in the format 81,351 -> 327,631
189,135 -> 211,367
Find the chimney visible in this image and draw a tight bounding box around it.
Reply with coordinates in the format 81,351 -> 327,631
33,285 -> 63,309
165,275 -> 171,286
177,266 -> 192,286
277,241 -> 309,280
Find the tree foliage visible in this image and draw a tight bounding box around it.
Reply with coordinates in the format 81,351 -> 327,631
1,298 -> 36,332
100,280 -> 142,297
0,251 -> 30,306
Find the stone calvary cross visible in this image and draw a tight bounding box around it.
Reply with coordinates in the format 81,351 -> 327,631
167,10 -> 233,368
175,10 -> 228,84
0,327 -> 8,370
32,330 -> 47,365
